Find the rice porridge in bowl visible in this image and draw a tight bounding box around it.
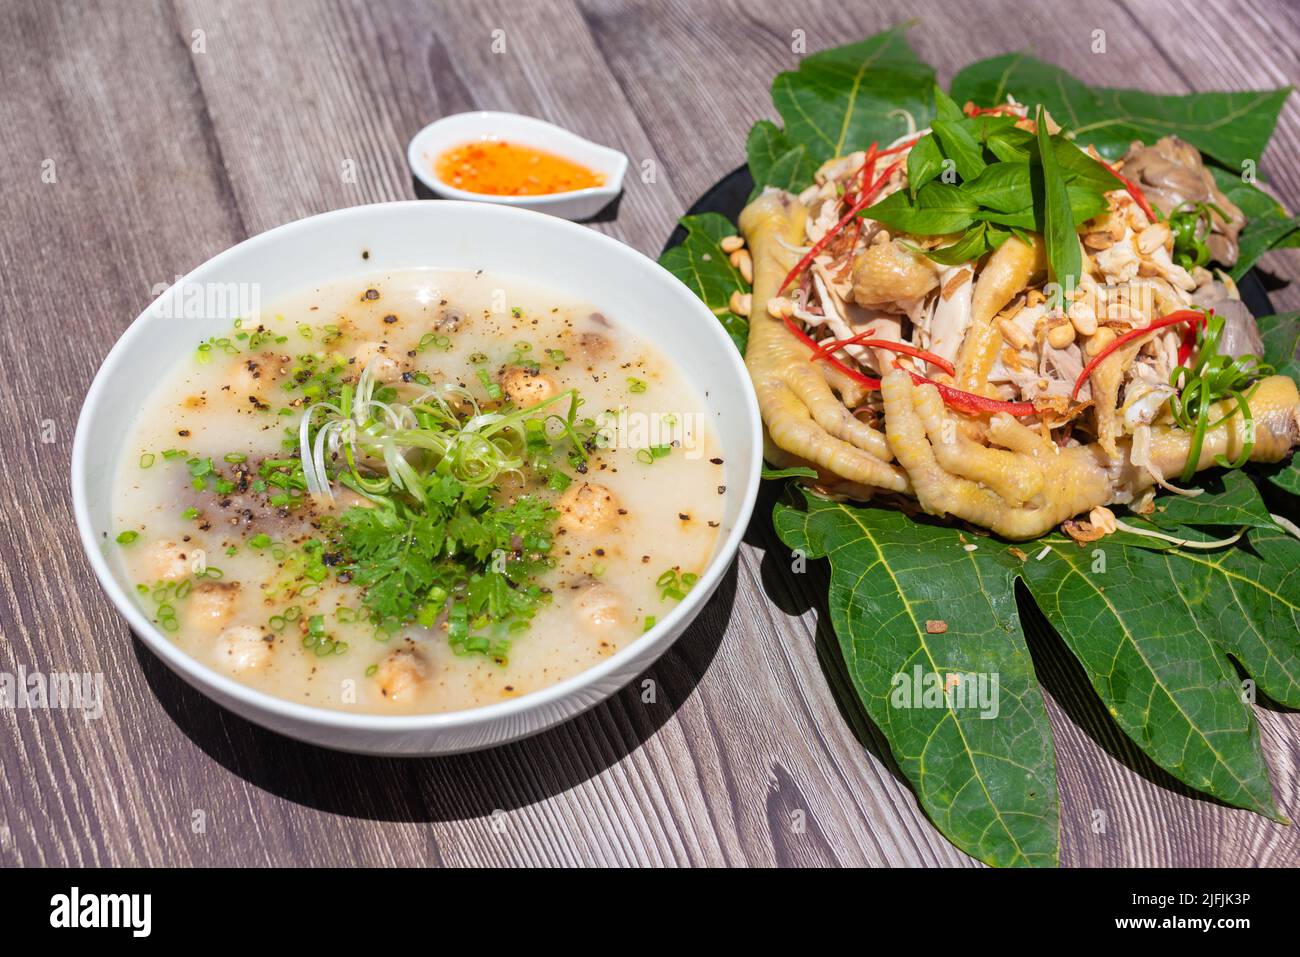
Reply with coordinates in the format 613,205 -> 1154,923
111,268 -> 725,715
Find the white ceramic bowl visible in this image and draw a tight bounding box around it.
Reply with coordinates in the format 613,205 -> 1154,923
407,111 -> 628,220
71,201 -> 761,755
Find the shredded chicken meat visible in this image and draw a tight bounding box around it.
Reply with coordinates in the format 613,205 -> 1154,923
740,124 -> 1300,539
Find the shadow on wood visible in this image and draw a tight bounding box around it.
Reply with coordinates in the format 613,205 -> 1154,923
132,563 -> 737,822
745,479 -> 913,793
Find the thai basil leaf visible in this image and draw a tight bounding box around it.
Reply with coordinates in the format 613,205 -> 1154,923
907,133 -> 945,196
923,222 -> 995,265
950,53 -> 1290,170
970,113 -> 1020,141
658,213 -> 749,352
983,191 -> 1107,231
865,181 -> 978,235
987,126 -> 1034,162
932,118 -> 986,181
933,84 -> 966,123
962,161 -> 1032,212
1066,182 -> 1111,223
979,207 -> 1039,230
912,181 -> 981,228
1053,139 -> 1122,193
1036,108 -> 1081,300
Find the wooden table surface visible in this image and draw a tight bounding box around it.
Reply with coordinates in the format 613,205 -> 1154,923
3,0 -> 1298,868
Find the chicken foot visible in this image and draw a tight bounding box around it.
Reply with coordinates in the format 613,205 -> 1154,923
954,235 -> 1045,394
740,190 -> 910,494
882,368 -> 1300,540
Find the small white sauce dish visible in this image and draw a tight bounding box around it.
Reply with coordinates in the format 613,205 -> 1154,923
72,200 -> 761,755
407,111 -> 628,220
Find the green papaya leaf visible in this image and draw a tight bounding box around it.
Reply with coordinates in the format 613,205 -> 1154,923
1209,170 -> 1300,279
1020,532 -> 1298,820
762,147 -> 817,198
747,120 -> 792,184
771,25 -> 936,166
950,53 -> 1290,170
747,120 -> 818,196
1270,461 -> 1300,495
1147,469 -> 1279,531
1256,312 -> 1300,381
657,213 -> 749,352
761,465 -> 818,480
773,489 -> 1060,867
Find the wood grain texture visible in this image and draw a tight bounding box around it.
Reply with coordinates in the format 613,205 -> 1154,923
0,0 -> 1296,868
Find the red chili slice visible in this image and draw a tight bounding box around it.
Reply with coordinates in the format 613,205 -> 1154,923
779,158 -> 904,295
842,141 -> 879,210
810,332 -> 957,378
1070,309 -> 1206,400
1176,323 -> 1200,366
876,136 -> 921,157
781,313 -> 882,390
962,103 -> 1021,118
903,365 -> 1038,417
1099,158 -> 1158,224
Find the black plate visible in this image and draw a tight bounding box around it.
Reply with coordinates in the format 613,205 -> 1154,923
663,165 -> 1274,317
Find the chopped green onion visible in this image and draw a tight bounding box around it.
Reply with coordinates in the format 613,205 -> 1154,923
1168,312 -> 1272,482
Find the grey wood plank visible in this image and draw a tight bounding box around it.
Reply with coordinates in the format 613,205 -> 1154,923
0,0 -> 251,867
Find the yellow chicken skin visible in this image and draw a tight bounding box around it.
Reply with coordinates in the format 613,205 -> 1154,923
740,191 -> 910,495
882,368 -> 1300,539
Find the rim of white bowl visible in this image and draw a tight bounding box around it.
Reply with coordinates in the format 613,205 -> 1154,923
71,200 -> 761,735
406,111 -> 628,207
